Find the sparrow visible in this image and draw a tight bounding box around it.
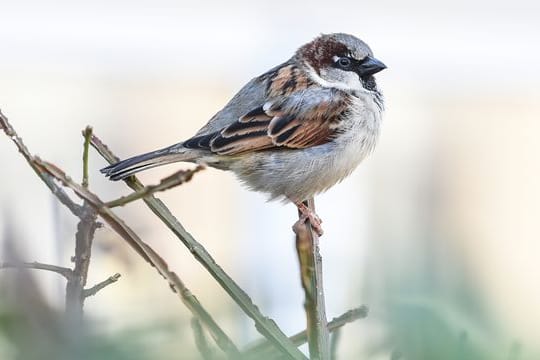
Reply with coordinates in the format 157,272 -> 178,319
101,33 -> 386,235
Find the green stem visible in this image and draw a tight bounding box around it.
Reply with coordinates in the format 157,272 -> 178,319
244,306 -> 368,358
295,198 -> 330,360
105,166 -> 204,208
82,126 -> 92,188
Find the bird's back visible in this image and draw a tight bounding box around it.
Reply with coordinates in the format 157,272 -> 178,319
193,60 -> 293,137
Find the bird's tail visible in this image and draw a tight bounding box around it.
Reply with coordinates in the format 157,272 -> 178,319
100,144 -> 195,181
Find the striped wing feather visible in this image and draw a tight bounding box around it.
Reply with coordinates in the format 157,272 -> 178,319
183,86 -> 349,155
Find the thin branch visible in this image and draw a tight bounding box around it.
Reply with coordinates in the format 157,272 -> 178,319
82,126 -> 92,188
244,306 -> 368,357
32,158 -> 240,358
90,133 -> 307,360
294,198 -> 330,359
0,112 -> 239,358
83,273 -> 121,298
0,115 -> 239,357
0,261 -> 73,280
64,205 -> 97,320
0,110 -> 83,217
326,306 -> 369,333
191,318 -> 217,360
65,127 -> 99,322
105,165 -> 205,208
174,271 -> 240,357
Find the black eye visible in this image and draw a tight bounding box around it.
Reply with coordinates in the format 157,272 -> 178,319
336,57 -> 352,69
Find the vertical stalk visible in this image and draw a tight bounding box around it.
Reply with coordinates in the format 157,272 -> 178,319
65,207 -> 98,321
295,197 -> 330,359
65,127 -> 98,323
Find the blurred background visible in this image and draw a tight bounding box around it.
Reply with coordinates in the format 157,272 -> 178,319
0,0 -> 539,358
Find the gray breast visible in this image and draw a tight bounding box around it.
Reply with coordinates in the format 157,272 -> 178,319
229,95 -> 382,202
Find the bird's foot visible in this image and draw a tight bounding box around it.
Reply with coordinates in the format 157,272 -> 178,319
293,201 -> 324,236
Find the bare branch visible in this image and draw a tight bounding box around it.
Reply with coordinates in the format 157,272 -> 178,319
31,158 -> 240,357
191,318 -> 217,360
88,132 -> 120,162
65,205 -> 99,319
82,126 -> 92,188
91,133 -> 307,360
244,306 -> 368,357
83,273 -> 121,298
292,306 -> 368,347
0,110 -> 83,217
174,274 -> 240,357
0,261 -> 73,280
105,165 -> 205,208
64,127 -> 99,322
326,306 -> 369,332
294,198 -> 330,359
2,113 -> 242,357
33,158 -> 153,263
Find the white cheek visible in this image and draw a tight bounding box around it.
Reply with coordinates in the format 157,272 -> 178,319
307,65 -> 363,92
342,72 -> 363,91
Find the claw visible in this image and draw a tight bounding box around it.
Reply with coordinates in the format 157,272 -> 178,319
293,201 -> 324,236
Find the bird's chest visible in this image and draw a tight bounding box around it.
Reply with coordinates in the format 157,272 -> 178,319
328,96 -> 381,176
277,97 -> 381,201
231,94 -> 382,201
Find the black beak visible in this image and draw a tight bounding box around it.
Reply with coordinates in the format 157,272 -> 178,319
358,56 -> 387,77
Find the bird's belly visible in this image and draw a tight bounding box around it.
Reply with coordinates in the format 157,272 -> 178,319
222,96 -> 382,201
230,129 -> 378,202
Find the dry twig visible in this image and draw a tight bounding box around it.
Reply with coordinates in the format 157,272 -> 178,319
0,261 -> 73,280
0,112 -> 104,321
0,110 -> 83,217
83,273 -> 121,298
0,112 -> 238,357
65,127 -> 99,321
36,158 -> 241,357
105,165 -> 205,208
245,305 -> 368,357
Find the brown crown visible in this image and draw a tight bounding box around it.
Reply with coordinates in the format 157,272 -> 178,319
297,36 -> 349,73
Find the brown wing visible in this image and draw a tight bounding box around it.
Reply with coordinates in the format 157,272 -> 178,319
183,88 -> 351,155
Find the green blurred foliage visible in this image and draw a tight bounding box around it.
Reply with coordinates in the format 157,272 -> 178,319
0,269 -> 203,360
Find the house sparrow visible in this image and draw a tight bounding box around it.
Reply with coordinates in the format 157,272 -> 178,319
101,33 -> 386,235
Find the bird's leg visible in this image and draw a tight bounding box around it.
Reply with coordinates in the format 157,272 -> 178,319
292,200 -> 324,236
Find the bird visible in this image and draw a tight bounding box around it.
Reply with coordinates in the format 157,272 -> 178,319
101,33 -> 386,236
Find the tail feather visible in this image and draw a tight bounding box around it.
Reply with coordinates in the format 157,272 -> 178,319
101,144 -> 193,181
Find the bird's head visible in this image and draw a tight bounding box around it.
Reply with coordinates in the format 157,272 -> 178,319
297,33 -> 386,93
